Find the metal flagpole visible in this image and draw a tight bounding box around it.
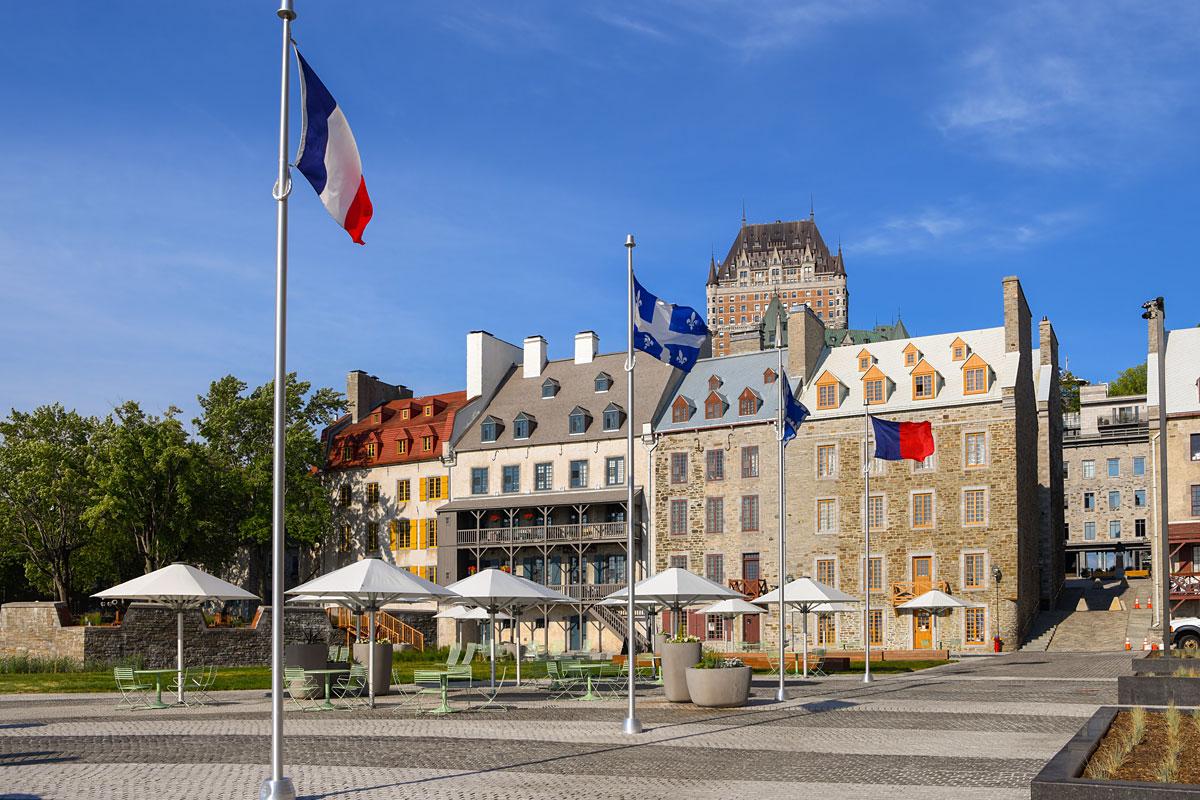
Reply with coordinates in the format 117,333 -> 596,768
262,1 -> 296,798
775,316 -> 787,702
624,234 -> 643,735
863,403 -> 873,684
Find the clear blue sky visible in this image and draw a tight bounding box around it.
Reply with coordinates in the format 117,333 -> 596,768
1,2 -> 1197,421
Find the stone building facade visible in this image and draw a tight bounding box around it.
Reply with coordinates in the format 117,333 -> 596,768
653,276 -> 1060,653
707,216 -> 848,357
1062,384 -> 1153,576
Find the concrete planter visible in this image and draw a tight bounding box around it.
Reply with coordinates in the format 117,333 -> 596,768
1117,674 -> 1200,706
1032,707 -> 1200,799
660,641 -> 703,702
685,665 -> 752,708
284,643 -> 326,699
352,642 -> 393,696
1131,653 -> 1200,676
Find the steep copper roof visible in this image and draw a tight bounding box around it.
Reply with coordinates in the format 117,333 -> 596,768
323,390 -> 469,471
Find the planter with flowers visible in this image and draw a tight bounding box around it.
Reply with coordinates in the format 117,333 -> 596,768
661,634 -> 703,702
686,655 -> 752,708
352,637 -> 393,695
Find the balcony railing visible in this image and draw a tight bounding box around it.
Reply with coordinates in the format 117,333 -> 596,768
890,580 -> 951,606
729,578 -> 769,599
1169,572 -> 1200,599
547,583 -> 624,602
456,521 -> 630,547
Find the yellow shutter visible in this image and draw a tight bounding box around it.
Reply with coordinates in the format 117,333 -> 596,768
388,521 -> 397,550
418,478 -> 428,501
417,518 -> 426,549
441,474 -> 450,500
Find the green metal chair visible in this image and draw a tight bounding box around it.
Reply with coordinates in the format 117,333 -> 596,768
284,667 -> 318,711
469,666 -> 510,712
445,643 -> 462,667
113,667 -> 153,710
333,664 -> 368,709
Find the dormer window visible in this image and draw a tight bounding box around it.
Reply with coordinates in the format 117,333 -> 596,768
671,395 -> 693,423
423,405 -> 433,417
480,416 -> 501,443
421,435 -> 433,452
902,343 -> 921,368
856,348 -> 873,372
594,373 -> 612,393
815,370 -> 842,410
365,442 -> 377,459
763,368 -> 777,385
962,353 -> 990,395
705,391 -> 726,420
738,388 -> 760,416
911,359 -> 939,400
864,378 -> 884,405
708,374 -> 723,391
341,444 -> 352,461
541,378 -> 559,399
513,412 -> 535,440
569,407 -> 590,435
950,337 -> 969,362
371,412 -> 381,424
400,408 -> 410,420
396,439 -> 408,455
603,403 -> 622,431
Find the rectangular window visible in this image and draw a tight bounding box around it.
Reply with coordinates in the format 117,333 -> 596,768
365,483 -> 380,504
534,462 -> 553,491
815,558 -> 836,586
816,613 -> 836,646
965,608 -> 985,645
965,432 -> 987,467
470,467 -> 488,495
911,492 -> 934,529
964,489 -> 986,525
1084,521 -> 1096,541
396,480 -> 410,502
740,495 -> 759,531
424,476 -> 445,500
1108,490 -> 1120,510
670,499 -> 688,536
569,460 -> 589,489
1192,434 -> 1200,461
705,449 -> 725,481
1083,492 -> 1095,510
1193,485 -> 1200,517
669,555 -> 689,570
741,446 -> 759,478
671,452 -> 688,484
1135,519 -> 1146,538
606,456 -> 625,486
338,485 -> 351,506
865,556 -> 883,592
421,436 -> 433,452
395,519 -> 412,549
1133,457 -> 1145,476
1109,520 -> 1121,539
816,498 -> 837,533
339,523 -> 351,552
427,518 -> 437,548
1135,489 -> 1146,507
913,373 -> 934,399
914,452 -> 936,472
1082,460 -> 1095,479
1107,458 -> 1120,478
704,553 -> 724,583
964,367 -> 987,393
817,383 -> 837,409
864,379 -> 883,404
341,444 -> 352,461
502,465 -> 520,494
867,495 -> 884,531
816,444 -> 837,478
366,522 -> 378,550
366,442 -> 377,459
396,439 -> 408,455
705,497 -> 724,534
964,553 -> 985,589
867,609 -> 883,646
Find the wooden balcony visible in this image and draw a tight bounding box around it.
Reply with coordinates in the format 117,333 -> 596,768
729,578 -> 769,599
456,521 -> 629,547
546,583 -> 624,602
1169,572 -> 1200,600
890,580 -> 950,606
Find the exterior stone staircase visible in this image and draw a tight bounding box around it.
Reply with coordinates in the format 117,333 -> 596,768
588,602 -> 650,652
1021,578 -> 1156,652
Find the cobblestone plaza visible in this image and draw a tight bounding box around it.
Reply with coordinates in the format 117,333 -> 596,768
0,653 -> 1132,800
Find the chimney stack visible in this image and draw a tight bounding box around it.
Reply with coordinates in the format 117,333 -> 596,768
523,335 -> 548,379
574,331 -> 599,364
466,330 -> 522,399
346,371 -> 411,424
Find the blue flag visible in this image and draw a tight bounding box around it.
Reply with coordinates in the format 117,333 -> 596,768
632,274 -> 708,373
780,369 -> 811,442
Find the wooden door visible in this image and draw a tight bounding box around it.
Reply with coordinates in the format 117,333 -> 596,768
913,610 -> 933,649
912,556 -> 932,593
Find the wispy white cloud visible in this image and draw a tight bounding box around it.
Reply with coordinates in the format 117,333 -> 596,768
852,202 -> 1089,257
933,1 -> 1200,169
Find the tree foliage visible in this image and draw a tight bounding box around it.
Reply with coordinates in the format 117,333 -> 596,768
1059,368 -> 1087,414
1109,362 -> 1147,397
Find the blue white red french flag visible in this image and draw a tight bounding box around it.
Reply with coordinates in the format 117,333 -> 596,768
871,416 -> 935,461
294,49 -> 373,244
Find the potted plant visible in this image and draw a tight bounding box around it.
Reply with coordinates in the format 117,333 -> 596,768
352,636 -> 393,695
686,654 -> 752,708
660,634 -> 703,702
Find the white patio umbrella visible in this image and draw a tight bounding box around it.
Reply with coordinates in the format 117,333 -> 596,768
604,568 -> 741,641
94,563 -> 258,704
698,598 -> 765,650
445,569 -> 574,688
898,589 -> 969,652
753,577 -> 859,677
288,558 -> 457,708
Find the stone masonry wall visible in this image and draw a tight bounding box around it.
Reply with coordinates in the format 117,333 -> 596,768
0,602 -> 85,662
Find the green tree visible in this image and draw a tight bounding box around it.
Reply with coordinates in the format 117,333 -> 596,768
1059,368 -> 1087,414
0,405 -> 99,606
86,402 -> 209,574
194,374 -> 343,602
1109,362 -> 1147,397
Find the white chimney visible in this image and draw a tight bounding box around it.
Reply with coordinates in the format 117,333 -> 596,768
466,330 -> 522,399
574,331 -> 599,364
523,335 -> 548,378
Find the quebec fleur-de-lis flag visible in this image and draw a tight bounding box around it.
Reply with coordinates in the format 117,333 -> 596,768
632,274 -> 709,373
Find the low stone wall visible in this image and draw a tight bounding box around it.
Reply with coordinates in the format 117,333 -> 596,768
1,601 -> 334,668
390,610 -> 438,650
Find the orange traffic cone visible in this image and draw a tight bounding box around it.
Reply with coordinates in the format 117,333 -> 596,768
1143,637 -> 1150,651
1134,597 -> 1141,609
1151,642 -> 1160,651
1148,597 -> 1153,609
1125,638 -> 1132,651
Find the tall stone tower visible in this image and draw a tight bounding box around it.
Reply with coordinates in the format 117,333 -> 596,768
706,215 -> 848,357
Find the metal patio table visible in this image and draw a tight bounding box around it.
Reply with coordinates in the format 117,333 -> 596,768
303,668 -> 349,711
568,663 -> 618,701
134,668 -> 179,709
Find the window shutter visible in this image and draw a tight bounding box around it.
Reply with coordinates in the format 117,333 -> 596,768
419,478 -> 428,501
442,475 -> 450,500
388,521 -> 397,550
417,519 -> 427,549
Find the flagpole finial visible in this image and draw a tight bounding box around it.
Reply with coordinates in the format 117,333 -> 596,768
626,234 -> 635,249
277,0 -> 296,20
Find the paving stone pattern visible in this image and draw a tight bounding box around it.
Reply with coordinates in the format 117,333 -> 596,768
0,652 -> 1135,800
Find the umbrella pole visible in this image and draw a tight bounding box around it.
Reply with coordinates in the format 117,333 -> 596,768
515,609 -> 522,687
176,610 -> 184,705
368,608 -> 376,709
802,606 -> 809,678
489,609 -> 497,689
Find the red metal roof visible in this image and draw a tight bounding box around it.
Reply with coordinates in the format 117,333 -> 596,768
324,390 -> 468,471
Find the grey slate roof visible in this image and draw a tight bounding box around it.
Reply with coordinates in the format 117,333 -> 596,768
457,350 -> 680,452
655,348 -> 792,433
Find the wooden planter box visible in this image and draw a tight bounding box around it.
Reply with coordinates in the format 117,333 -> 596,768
1032,707 -> 1200,799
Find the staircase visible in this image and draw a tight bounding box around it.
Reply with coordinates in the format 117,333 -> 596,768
1021,585 -> 1083,652
327,607 -> 425,652
588,603 -> 650,652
